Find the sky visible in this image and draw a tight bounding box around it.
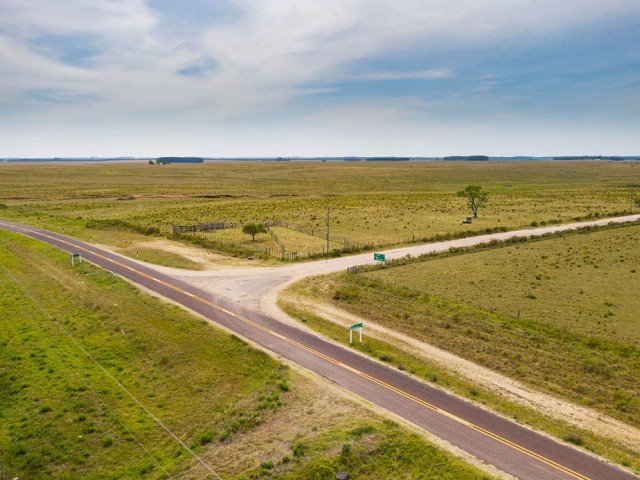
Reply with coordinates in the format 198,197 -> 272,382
0,0 -> 639,158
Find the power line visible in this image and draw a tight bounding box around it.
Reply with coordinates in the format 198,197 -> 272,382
0,259 -> 222,480
0,260 -> 174,478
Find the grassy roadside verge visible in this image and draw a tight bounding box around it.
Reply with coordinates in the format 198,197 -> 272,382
279,301 -> 640,474
278,222 -> 640,474
0,230 -> 290,479
0,230 -> 494,480
335,223 -> 640,423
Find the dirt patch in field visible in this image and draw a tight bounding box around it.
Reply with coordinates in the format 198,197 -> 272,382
95,238 -> 253,269
129,239 -> 227,267
287,297 -> 640,454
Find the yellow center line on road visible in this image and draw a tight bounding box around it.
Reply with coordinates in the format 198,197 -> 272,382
2,222 -> 592,480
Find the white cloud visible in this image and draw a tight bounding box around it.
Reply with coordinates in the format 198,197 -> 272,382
0,35 -> 95,101
184,0 -> 640,113
2,0 -> 637,112
354,69 -> 453,81
0,1 -> 162,107
0,0 -> 156,37
0,0 -> 638,156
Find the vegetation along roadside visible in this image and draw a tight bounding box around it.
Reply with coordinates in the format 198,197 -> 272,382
281,220 -> 640,473
0,229 -> 496,480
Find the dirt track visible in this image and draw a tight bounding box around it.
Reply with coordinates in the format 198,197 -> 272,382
153,213 -> 640,452
2,216 -> 640,480
159,214 -> 640,311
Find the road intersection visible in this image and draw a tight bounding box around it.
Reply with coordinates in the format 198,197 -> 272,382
2,216 -> 639,480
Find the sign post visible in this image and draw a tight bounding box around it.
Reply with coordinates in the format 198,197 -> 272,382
349,322 -> 363,344
71,253 -> 82,267
373,252 -> 385,265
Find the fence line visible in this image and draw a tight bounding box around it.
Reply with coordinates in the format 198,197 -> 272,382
195,232 -> 298,260
266,219 -> 353,247
174,218 -> 490,260
173,222 -> 238,234
265,224 -> 286,255
185,227 -> 410,260
185,229 -> 427,260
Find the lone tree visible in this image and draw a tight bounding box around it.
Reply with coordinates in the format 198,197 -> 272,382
242,222 -> 267,241
457,185 -> 489,218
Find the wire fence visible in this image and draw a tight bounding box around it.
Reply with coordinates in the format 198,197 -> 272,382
194,232 -> 299,260
265,224 -> 286,252
173,222 -> 238,234
266,219 -> 353,247
172,218 -> 507,261
180,221 -> 413,260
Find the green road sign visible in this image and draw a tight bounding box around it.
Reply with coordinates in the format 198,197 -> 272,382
374,253 -> 385,262
350,322 -> 363,330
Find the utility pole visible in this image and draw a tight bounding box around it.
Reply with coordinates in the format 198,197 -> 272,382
326,207 -> 330,254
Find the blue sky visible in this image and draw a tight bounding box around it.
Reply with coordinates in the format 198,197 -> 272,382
0,0 -> 639,157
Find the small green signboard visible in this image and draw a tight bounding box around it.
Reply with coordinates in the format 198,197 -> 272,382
349,322 -> 363,343
374,253 -> 385,262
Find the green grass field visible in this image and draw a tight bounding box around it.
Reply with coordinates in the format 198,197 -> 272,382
286,223 -> 640,428
0,230 -> 289,479
1,161 -> 639,261
369,224 -> 640,343
2,160 -> 639,474
279,300 -> 640,472
0,230 -> 492,480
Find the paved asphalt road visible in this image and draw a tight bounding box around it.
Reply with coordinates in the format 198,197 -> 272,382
1,219 -> 638,480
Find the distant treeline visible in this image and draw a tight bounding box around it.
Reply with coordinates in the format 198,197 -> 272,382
366,157 -> 411,161
444,155 -> 489,161
156,157 -> 204,164
553,156 -> 625,161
